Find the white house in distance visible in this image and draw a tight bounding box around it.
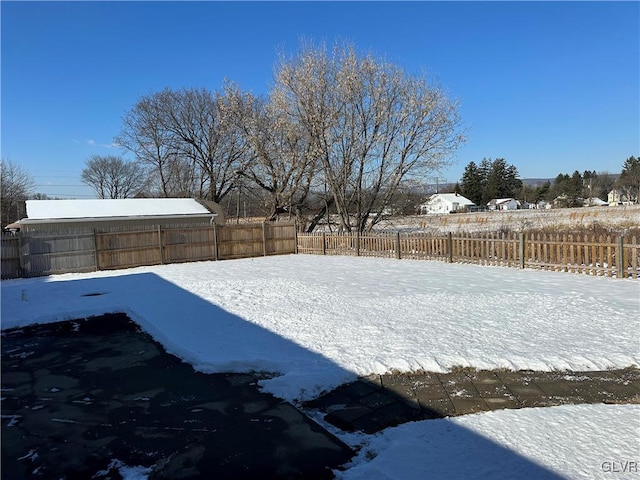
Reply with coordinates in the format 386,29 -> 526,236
487,198 -> 520,211
419,193 -> 475,215
607,189 -> 634,206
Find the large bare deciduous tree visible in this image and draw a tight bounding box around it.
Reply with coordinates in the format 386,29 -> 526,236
114,40 -> 464,231
115,94 -> 195,197
117,85 -> 251,203
231,90 -> 323,225
272,41 -> 465,232
0,159 -> 35,226
81,155 -> 147,199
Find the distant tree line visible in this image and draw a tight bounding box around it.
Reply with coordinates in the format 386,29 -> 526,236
456,155 -> 639,208
536,157 -> 638,207
79,40 -> 465,233
2,153 -> 638,229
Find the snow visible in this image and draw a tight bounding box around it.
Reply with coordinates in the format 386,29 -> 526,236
1,254 -> 639,478
423,193 -> 475,206
94,460 -> 152,480
24,198 -> 211,220
339,404 -> 640,480
3,255 -> 637,400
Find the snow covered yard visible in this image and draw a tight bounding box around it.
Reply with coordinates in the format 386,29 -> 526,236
2,254 -> 639,479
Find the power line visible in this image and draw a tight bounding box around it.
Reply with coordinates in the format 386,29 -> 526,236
35,184 -> 85,187
33,175 -> 82,179
33,193 -> 96,198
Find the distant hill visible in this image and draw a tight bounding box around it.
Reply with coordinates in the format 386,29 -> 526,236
521,174 -> 620,188
423,179 -> 554,192
416,176 -> 616,195
521,178 -> 554,187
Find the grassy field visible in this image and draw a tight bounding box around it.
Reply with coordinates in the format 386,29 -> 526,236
376,205 -> 640,236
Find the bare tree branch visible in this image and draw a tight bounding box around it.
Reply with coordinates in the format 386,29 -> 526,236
272,40 -> 465,232
0,159 -> 35,225
81,155 -> 148,199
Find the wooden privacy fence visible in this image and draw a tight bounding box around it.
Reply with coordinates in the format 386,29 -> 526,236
297,231 -> 640,279
1,222 -> 297,279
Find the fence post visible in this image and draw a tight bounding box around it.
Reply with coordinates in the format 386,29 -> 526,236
447,232 -> 453,263
18,232 -> 27,278
519,232 -> 526,269
396,232 -> 401,260
262,222 -> 268,256
212,222 -> 219,261
158,225 -> 164,264
356,231 -> 360,256
617,235 -> 625,279
322,233 -> 326,255
93,229 -> 99,271
294,221 -> 299,254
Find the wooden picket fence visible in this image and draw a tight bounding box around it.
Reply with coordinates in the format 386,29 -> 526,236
1,222 -> 297,279
297,231 -> 640,279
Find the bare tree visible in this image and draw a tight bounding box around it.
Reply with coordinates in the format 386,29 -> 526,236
117,85 -> 251,203
272,41 -> 465,232
115,94 -> 188,197
81,155 -> 148,199
115,41 -> 463,230
0,159 -> 35,226
231,90 -> 323,225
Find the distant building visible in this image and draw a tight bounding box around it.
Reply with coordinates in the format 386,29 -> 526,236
487,198 -> 520,211
418,193 -> 475,215
552,194 -> 583,209
583,197 -> 608,207
607,189 -> 633,206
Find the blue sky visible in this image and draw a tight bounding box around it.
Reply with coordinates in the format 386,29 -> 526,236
2,1 -> 638,199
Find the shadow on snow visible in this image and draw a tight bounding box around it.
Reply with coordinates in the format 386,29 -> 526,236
1,272 -> 564,479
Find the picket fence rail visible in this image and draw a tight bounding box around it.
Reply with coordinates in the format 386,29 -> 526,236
296,231 -> 639,279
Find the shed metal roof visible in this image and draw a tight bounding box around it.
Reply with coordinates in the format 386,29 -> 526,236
25,199 -> 213,221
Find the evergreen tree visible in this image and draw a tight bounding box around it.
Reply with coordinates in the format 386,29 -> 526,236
459,157 -> 522,206
550,171 -> 583,207
549,173 -> 569,204
478,158 -> 492,189
482,158 -> 522,204
567,170 -> 584,206
619,156 -> 640,203
535,181 -> 551,203
459,161 -> 484,204
505,163 -> 523,197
